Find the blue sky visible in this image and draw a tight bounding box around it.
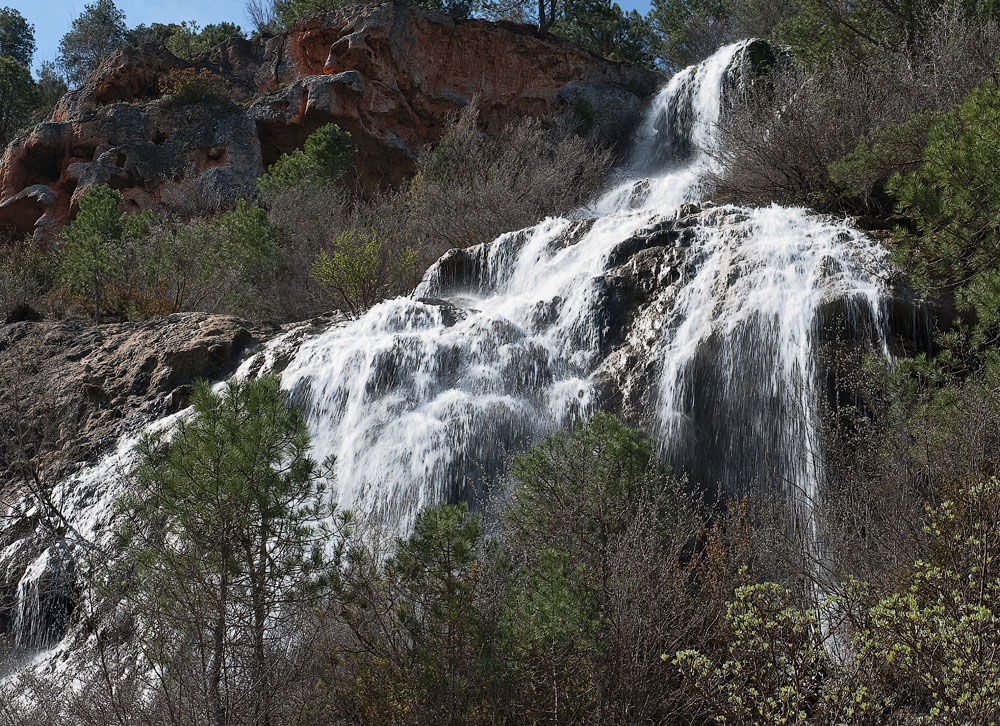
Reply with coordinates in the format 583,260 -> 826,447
15,0 -> 654,73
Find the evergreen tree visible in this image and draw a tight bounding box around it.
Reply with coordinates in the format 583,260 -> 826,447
0,6 -> 35,67
555,0 -> 658,66
0,56 -> 39,148
118,376 -> 335,726
259,122 -> 356,193
890,68 -> 1000,344
649,0 -> 733,70
57,0 -> 127,86
58,185 -> 126,321
393,504 -> 490,724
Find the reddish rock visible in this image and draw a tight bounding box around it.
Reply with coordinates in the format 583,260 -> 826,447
0,2 -> 660,240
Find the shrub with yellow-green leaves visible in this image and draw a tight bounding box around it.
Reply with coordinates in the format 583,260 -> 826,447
851,478 -> 1000,725
675,479 -> 1000,725
674,581 -> 832,725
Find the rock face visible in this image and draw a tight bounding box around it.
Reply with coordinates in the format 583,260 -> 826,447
0,313 -> 277,486
0,2 -> 659,240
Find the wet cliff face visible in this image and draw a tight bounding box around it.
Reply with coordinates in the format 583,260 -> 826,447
0,3 -> 660,240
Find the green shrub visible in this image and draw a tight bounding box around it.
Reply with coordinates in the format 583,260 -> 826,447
674,583 -> 833,725
258,123 -> 355,193
311,229 -> 416,314
142,199 -> 280,316
274,0 -> 352,26
851,478 -> 1000,725
164,21 -> 243,59
159,67 -> 232,105
889,68 -> 1000,343
58,185 -> 126,320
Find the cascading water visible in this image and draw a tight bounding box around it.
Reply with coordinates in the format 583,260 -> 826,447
1,41 -> 900,662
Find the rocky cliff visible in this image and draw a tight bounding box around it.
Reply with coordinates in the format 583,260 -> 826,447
0,2 -> 659,240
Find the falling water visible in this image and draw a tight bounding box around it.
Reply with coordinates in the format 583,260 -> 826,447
2,41 -> 899,657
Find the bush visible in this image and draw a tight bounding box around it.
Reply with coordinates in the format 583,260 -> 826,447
709,7 -> 1000,213
274,0 -> 353,27
164,21 -> 243,59
258,123 -> 355,193
311,229 -> 417,314
407,104 -> 613,253
138,200 -> 280,317
264,185 -> 413,319
0,237 -> 51,320
159,67 -> 232,105
497,413 -> 747,723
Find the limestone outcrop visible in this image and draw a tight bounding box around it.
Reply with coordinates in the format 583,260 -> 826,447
0,2 -> 659,240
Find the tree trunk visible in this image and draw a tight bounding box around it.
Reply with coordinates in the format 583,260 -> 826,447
209,565 -> 229,726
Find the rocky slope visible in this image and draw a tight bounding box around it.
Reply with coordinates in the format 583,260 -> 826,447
0,2 -> 658,240
0,313 -> 284,488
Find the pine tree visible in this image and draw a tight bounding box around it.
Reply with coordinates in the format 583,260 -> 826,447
117,376 -> 336,726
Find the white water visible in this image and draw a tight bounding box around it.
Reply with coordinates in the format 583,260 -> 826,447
2,41 -> 897,658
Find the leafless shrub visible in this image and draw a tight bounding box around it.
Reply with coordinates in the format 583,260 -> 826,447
0,238 -> 50,321
710,8 -> 1000,209
407,103 -> 614,256
245,0 -> 280,36
264,184 -> 419,319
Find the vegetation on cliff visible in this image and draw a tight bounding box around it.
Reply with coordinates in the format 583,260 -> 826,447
5,0 -> 1000,724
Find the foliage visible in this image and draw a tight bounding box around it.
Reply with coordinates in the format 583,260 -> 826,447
417,0 -> 483,17
650,0 -> 734,70
31,62 -> 68,124
259,123 -> 356,192
498,412 -> 740,723
0,238 -> 52,318
555,0 -> 658,66
57,185 -> 127,321
0,56 -> 39,149
118,376 -> 337,726
850,478 -> 1000,725
889,70 -> 1000,344
274,0 -> 354,26
770,0 -> 1000,71
346,504 -> 493,723
126,22 -> 184,47
674,583 -> 833,725
0,6 -> 35,67
164,21 -> 244,59
142,200 -> 280,316
311,229 -> 417,314
57,0 -> 127,87
709,7 -> 1000,213
828,113 -> 939,214
159,67 -> 232,105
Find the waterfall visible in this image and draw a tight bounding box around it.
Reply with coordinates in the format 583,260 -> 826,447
1,41 -> 899,659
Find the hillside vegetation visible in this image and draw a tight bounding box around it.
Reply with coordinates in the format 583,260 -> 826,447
4,0 -> 1000,724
